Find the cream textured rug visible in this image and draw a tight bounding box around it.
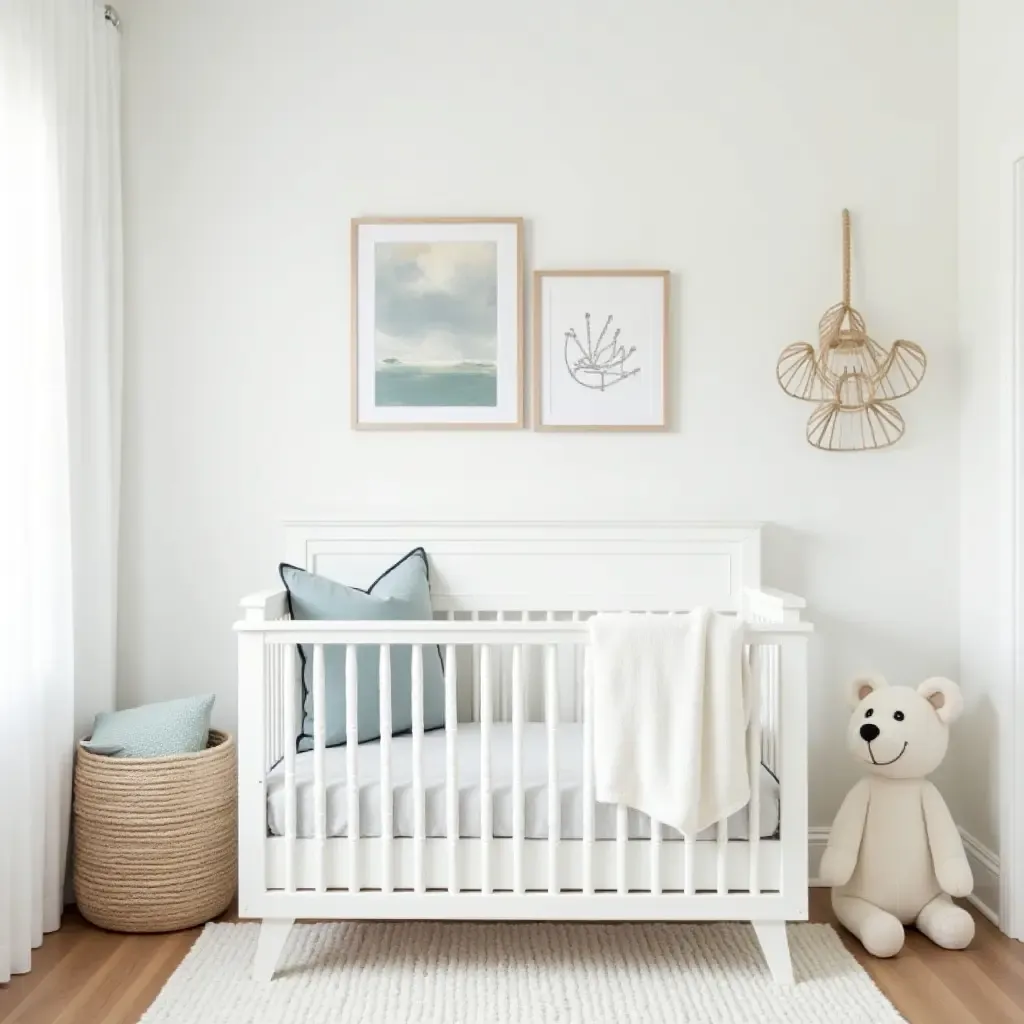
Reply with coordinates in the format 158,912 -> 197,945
140,921 -> 903,1023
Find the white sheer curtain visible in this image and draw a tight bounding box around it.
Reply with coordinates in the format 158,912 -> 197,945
0,0 -> 122,980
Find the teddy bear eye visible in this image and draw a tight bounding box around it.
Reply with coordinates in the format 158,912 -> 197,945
893,710 -> 905,721
864,708 -> 874,718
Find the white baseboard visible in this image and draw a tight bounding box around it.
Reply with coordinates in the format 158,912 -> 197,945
807,826 -> 1000,927
961,830 -> 1000,925
808,826 -> 830,887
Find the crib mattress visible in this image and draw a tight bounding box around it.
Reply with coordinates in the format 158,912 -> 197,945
266,724 -> 780,841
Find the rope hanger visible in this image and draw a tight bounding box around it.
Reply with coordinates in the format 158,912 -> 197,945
842,208 -> 851,308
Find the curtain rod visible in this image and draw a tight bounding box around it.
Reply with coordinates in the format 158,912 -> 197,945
104,4 -> 121,30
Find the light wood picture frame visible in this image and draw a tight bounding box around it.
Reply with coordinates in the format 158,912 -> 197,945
533,269 -> 670,431
351,217 -> 524,429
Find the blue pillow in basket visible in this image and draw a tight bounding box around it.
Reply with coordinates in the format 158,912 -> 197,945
280,548 -> 445,751
82,694 -> 215,758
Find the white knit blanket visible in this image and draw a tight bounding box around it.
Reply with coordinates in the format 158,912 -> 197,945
588,609 -> 750,835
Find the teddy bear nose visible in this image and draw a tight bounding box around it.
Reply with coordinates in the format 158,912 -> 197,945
860,723 -> 880,743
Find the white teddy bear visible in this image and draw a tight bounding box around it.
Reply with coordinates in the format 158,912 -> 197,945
820,674 -> 974,957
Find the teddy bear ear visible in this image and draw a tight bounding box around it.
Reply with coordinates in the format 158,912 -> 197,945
917,677 -> 964,724
848,674 -> 887,708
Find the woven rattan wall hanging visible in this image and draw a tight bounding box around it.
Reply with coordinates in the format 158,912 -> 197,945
776,210 -> 927,451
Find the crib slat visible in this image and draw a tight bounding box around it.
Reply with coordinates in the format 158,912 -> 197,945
684,834 -> 695,895
616,805 -> 628,894
268,644 -> 275,767
313,643 -> 327,892
280,644 -> 286,765
480,644 -> 493,895
544,611 -> 558,727
379,644 -> 393,894
275,645 -> 279,764
278,644 -> 286,765
345,644 -> 360,893
773,646 -> 780,772
545,643 -> 559,894
283,643 -> 297,893
412,643 -> 425,894
766,646 -> 779,773
471,611 -> 481,721
267,644 -> 278,769
572,610 -> 582,722
748,650 -> 762,894
496,610 -> 507,722
512,644 -> 524,895
716,817 -> 728,894
445,644 -> 458,894
275,644 -> 283,765
266,651 -> 274,770
583,645 -> 594,895
649,817 -> 662,895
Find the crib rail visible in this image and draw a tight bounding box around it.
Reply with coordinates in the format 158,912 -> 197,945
236,611 -> 809,924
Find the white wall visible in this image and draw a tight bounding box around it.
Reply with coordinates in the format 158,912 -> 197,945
957,0 -> 1024,857
118,0 -> 959,830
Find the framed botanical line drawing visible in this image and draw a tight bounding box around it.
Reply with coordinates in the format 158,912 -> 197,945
533,270 -> 670,430
351,217 -> 524,428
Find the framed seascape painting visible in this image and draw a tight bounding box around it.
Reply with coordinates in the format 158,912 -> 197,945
351,217 -> 524,428
533,270 -> 670,431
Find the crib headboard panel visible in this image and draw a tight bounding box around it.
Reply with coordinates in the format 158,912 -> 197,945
283,520 -> 763,613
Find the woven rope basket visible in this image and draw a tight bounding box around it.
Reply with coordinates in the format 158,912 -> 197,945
73,730 -> 237,933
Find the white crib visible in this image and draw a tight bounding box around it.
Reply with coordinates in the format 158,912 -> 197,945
235,521 -> 810,983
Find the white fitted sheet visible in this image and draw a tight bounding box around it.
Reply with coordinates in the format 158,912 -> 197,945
267,724 -> 780,841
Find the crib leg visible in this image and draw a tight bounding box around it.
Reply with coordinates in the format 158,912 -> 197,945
752,921 -> 794,984
253,917 -> 295,982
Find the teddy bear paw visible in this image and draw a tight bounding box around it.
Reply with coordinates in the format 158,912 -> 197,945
936,858 -> 973,898
862,915 -> 906,958
819,847 -> 857,887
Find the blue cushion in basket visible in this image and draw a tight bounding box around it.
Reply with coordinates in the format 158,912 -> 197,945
82,694 -> 215,758
280,548 -> 445,751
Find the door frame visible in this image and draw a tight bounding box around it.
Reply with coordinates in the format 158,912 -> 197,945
1000,148 -> 1024,940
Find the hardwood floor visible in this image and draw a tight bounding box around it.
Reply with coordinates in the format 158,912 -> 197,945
812,891 -> 1024,1024
0,891 -> 1020,1023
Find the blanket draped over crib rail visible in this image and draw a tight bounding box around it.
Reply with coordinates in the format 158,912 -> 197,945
588,609 -> 750,836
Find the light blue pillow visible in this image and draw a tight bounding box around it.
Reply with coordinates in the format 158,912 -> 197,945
280,548 -> 445,750
82,694 -> 215,758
